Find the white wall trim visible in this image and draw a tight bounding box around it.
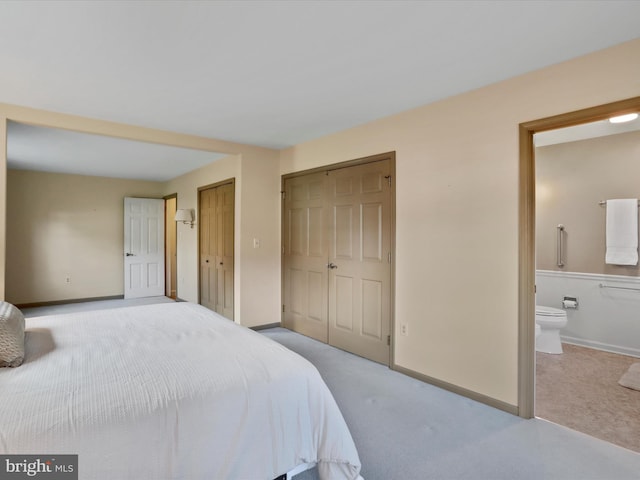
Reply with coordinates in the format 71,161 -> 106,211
536,269 -> 640,285
536,269 -> 640,359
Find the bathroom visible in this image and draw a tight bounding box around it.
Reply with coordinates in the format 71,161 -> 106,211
533,114 -> 640,453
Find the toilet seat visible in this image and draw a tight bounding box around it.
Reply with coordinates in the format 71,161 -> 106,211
535,305 -> 565,317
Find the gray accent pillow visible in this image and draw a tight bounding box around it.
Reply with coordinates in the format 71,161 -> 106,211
0,301 -> 25,367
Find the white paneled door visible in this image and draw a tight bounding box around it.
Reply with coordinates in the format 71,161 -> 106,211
124,197 -> 165,299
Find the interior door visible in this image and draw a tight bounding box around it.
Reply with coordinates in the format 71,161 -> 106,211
327,161 -> 392,364
200,188 -> 216,311
215,183 -> 234,319
282,158 -> 393,365
199,181 -> 234,320
282,172 -> 329,342
124,197 -> 165,299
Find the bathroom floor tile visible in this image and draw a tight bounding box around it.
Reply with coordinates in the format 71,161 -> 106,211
536,343 -> 640,453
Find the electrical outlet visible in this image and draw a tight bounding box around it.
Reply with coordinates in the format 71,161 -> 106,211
65,276 -> 71,284
400,323 -> 408,336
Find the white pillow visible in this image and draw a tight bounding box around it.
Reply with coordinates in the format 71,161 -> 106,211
0,301 -> 25,367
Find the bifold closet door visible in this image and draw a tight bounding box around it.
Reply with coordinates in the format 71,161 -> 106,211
199,182 -> 234,320
282,172 -> 329,342
283,158 -> 393,365
327,160 -> 392,365
200,188 -> 216,312
214,183 -> 234,319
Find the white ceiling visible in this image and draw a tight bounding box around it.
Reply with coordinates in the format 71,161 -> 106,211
534,117 -> 640,147
7,122 -> 226,182
1,1 -> 639,180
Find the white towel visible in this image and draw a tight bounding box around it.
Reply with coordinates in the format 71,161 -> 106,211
606,198 -> 638,266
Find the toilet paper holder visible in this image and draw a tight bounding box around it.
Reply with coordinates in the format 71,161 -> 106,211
562,296 -> 578,309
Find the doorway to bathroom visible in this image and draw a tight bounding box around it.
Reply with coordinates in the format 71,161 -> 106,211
519,96 -> 640,453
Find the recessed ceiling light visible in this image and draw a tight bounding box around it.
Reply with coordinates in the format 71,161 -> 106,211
609,113 -> 639,124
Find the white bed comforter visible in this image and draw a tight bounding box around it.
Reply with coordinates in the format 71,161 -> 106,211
0,303 -> 362,480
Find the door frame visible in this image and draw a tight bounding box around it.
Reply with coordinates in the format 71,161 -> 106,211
197,178 -> 236,311
281,151 -> 396,366
164,193 -> 178,299
518,96 -> 640,418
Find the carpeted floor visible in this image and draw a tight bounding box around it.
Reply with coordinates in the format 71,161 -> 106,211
263,327 -> 640,480
536,343 -> 640,453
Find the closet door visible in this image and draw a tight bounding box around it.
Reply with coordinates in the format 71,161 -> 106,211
199,188 -> 216,312
327,160 -> 392,364
199,181 -> 234,320
282,172 -> 329,342
282,157 -> 393,365
214,183 -> 234,320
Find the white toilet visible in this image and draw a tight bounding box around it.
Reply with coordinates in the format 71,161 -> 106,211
535,305 -> 568,354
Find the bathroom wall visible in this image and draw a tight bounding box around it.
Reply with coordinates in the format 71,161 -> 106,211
536,129 -> 640,356
536,270 -> 640,357
536,130 -> 640,276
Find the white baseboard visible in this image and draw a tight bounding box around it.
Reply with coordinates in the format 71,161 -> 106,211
561,335 -> 640,359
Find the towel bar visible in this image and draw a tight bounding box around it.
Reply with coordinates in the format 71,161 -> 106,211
599,283 -> 640,292
599,200 -> 640,206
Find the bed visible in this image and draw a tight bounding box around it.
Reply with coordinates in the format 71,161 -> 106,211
0,302 -> 363,480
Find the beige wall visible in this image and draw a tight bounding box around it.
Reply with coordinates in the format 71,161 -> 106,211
1,38 -> 639,410
280,38 -> 640,407
536,131 -> 640,276
0,104 -> 282,330
164,155 -> 240,305
6,149 -> 282,327
163,149 -> 281,328
6,170 -> 164,304
237,152 -> 282,328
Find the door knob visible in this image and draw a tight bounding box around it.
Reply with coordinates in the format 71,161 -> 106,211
328,263 -> 338,269
126,253 -> 135,257
205,259 -> 209,263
